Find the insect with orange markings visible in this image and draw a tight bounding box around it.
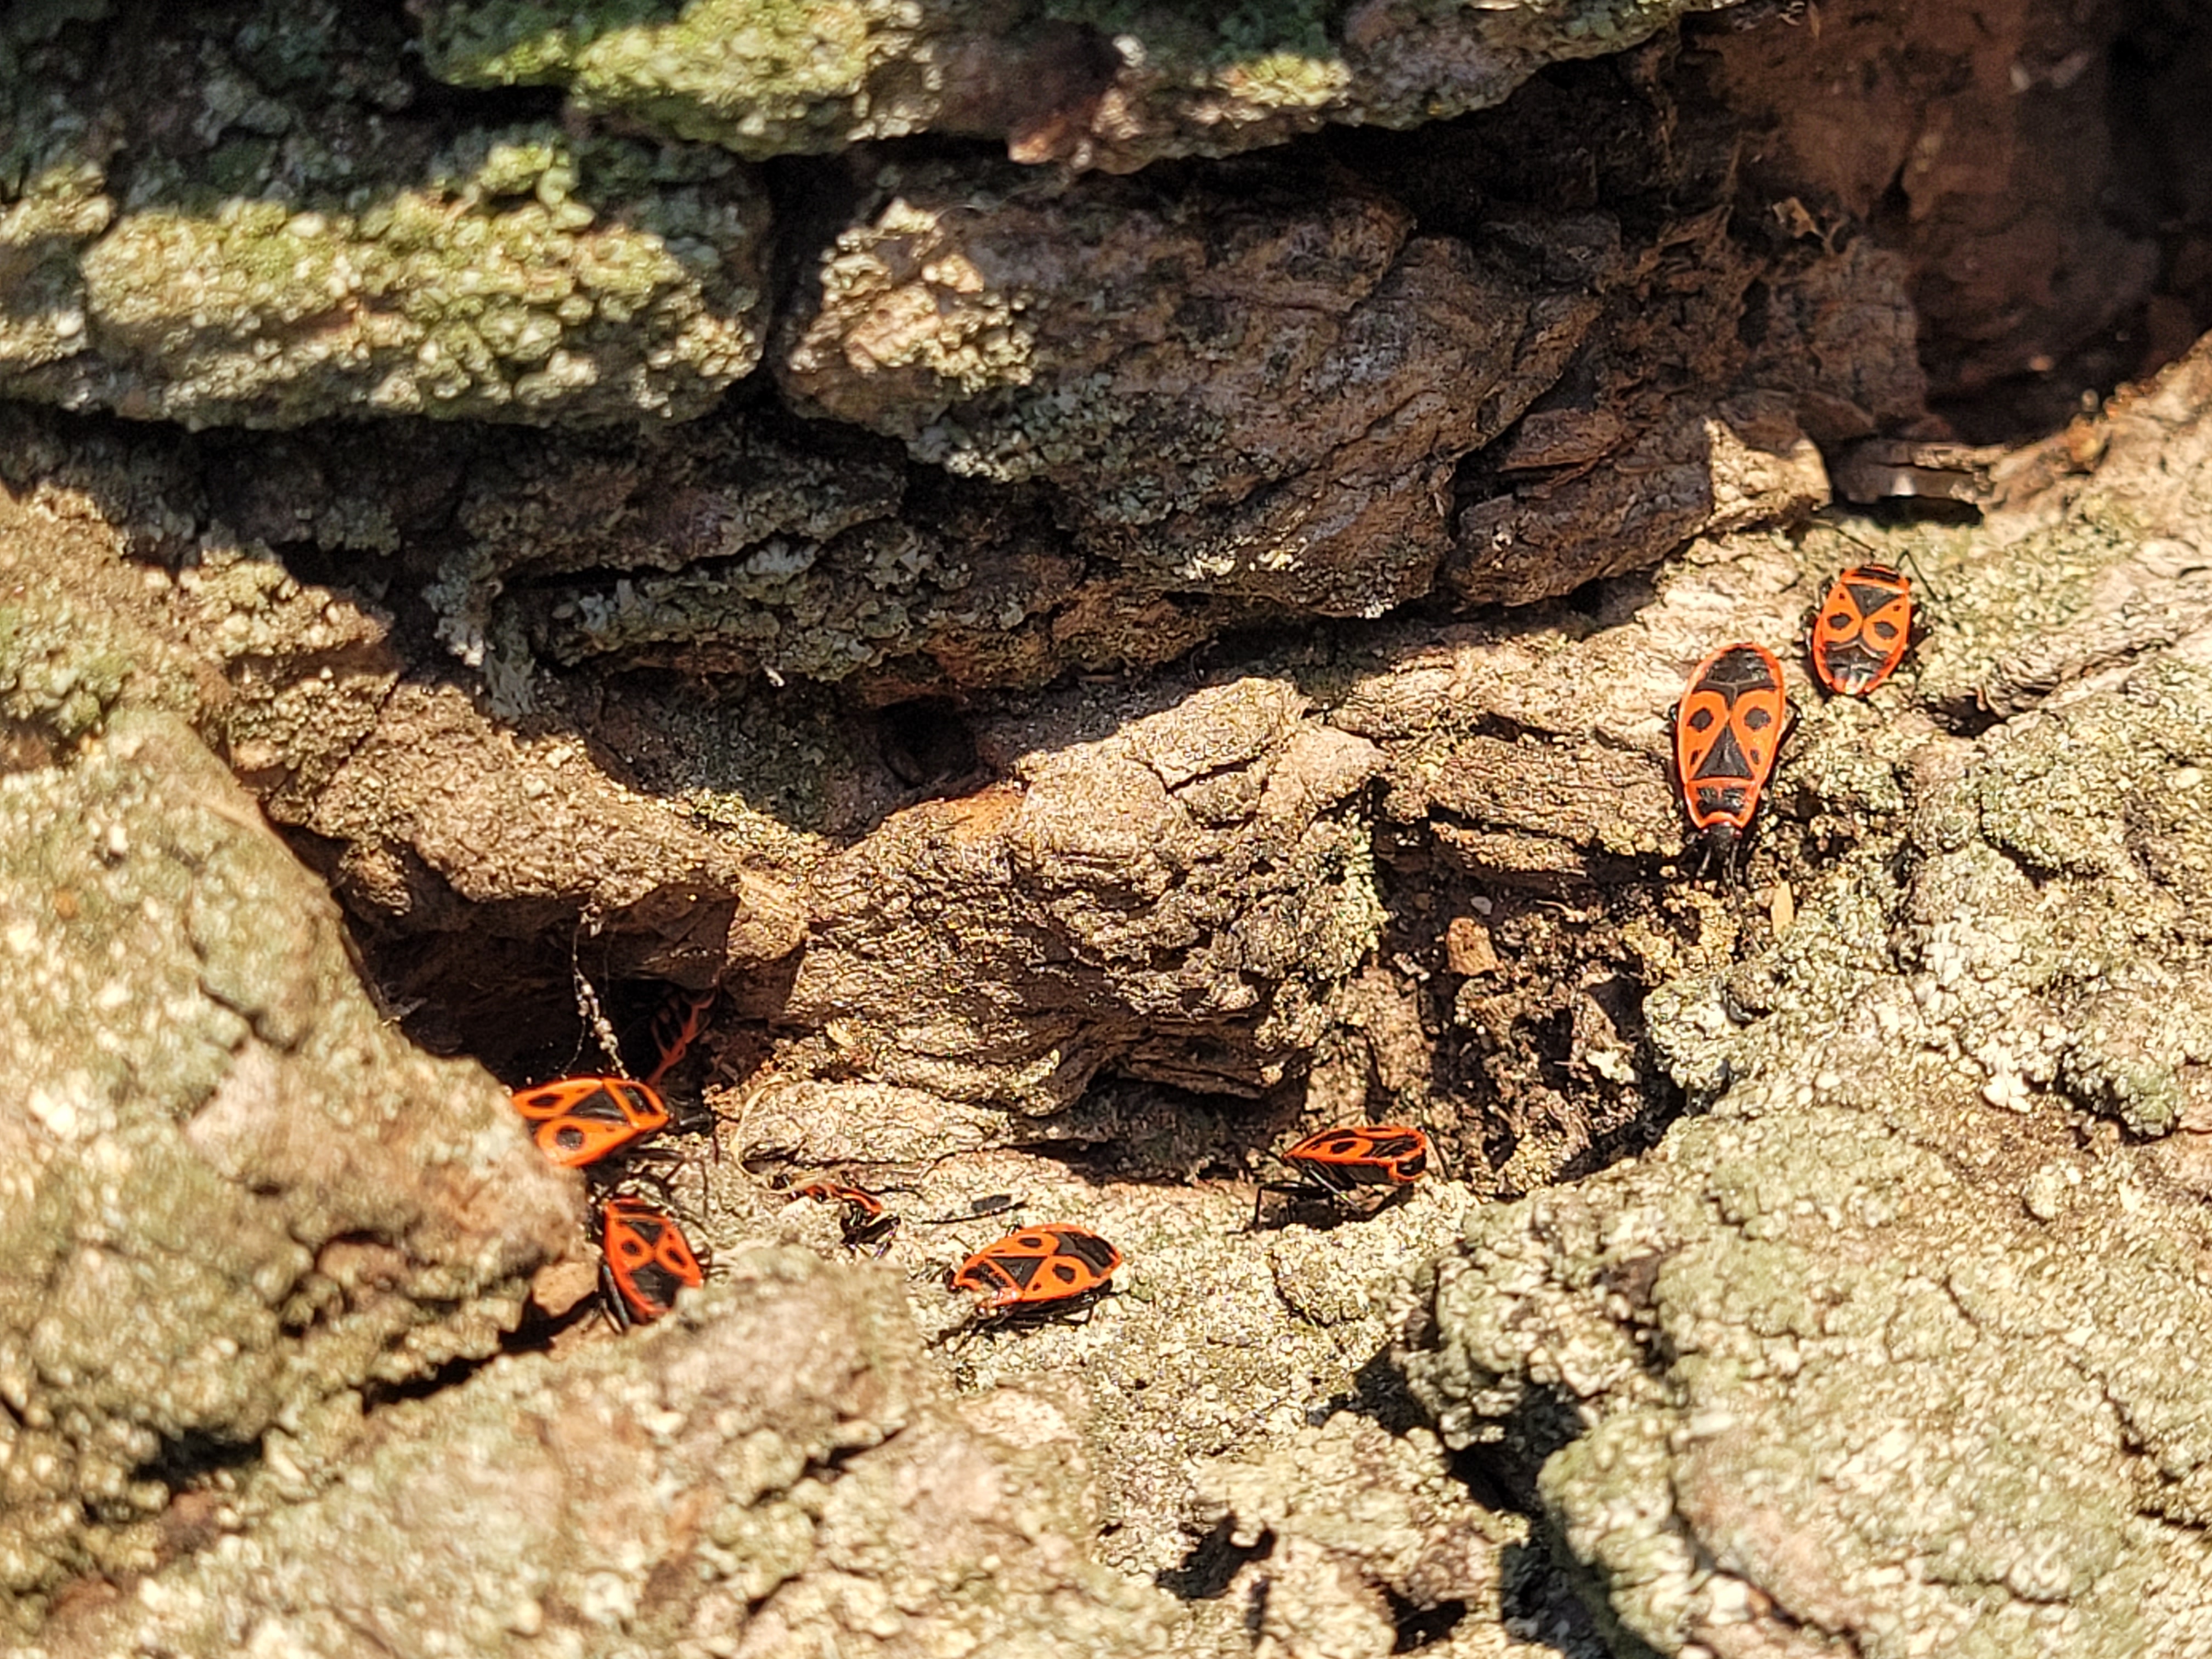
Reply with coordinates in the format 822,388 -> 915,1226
1252,1124 -> 1431,1226
1809,563 -> 1914,696
1673,641 -> 1791,879
599,1195 -> 707,1329
636,985 -> 716,1087
791,1180 -> 902,1255
509,1076 -> 672,1170
949,1225 -> 1121,1327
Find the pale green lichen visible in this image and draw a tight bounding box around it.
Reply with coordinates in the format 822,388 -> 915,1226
0,3 -> 770,427
1410,1107 -> 2212,1657
0,704 -> 573,1618
60,130 -> 765,427
1220,47 -> 1352,112
524,518 -> 1003,682
0,603 -> 127,742
805,196 -> 1042,413
422,0 -> 918,152
416,0 -> 1731,167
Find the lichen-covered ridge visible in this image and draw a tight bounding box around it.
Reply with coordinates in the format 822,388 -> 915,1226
414,0 -> 1737,171
2,2 -> 768,428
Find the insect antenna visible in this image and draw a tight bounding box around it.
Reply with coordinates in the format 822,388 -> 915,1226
567,916 -> 631,1080
908,1194 -> 1024,1226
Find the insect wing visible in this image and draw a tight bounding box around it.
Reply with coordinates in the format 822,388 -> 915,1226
1811,564 -> 1912,696
510,1078 -> 670,1168
1674,642 -> 1787,837
601,1199 -> 704,1325
793,1181 -> 899,1251
1283,1125 -> 1431,1187
953,1226 -> 1120,1311
794,1180 -> 887,1219
533,1116 -> 644,1168
640,988 -> 716,1086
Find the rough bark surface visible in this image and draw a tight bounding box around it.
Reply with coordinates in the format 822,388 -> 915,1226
413,0 -> 1739,172
748,679 -> 1386,1156
1395,342 -> 2212,1656
8,0 -> 2212,1653
32,1250 -> 1184,1659
0,493 -> 577,1615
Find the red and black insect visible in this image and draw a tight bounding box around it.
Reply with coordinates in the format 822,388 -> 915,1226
1673,641 -> 1790,873
1809,563 -> 1914,696
599,1196 -> 707,1329
1254,1124 -> 1431,1225
510,1077 -> 671,1169
791,1181 -> 901,1255
637,986 -> 716,1087
950,1225 -> 1121,1322
1283,1124 -> 1430,1190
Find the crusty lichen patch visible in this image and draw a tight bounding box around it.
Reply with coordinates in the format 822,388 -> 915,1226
34,1248 -> 1188,1659
1404,1104 -> 2212,1658
0,483 -> 577,1621
1396,342 -> 2212,1657
0,710 -> 576,1618
0,2 -> 769,427
415,0 -> 1734,172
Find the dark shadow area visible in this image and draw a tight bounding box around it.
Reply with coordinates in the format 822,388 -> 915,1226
873,696 -> 983,796
1154,1515 -> 1269,1601
365,917 -> 784,1097
1344,1346 -> 1431,1437
1835,494 -> 1985,532
124,1431 -> 265,1523
1680,0 -> 2212,447
1328,47 -> 1732,247
2108,0 -> 2212,359
1497,1534 -> 1661,1659
1440,1400 -> 1587,1527
1387,1588 -> 1471,1652
1362,815 -> 1697,1201
1249,1183 -> 1420,1235
500,1278 -> 613,1356
1910,0 -> 2212,441
1145,1335 -> 1625,1653
357,1351 -> 486,1412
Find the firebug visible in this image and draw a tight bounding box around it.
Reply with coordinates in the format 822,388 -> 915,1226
638,986 -> 716,1087
599,1196 -> 706,1329
1673,641 -> 1790,874
1254,1124 -> 1431,1226
950,1225 -> 1120,1321
792,1180 -> 901,1255
1809,563 -> 1914,696
510,1077 -> 670,1169
1282,1124 -> 1430,1189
